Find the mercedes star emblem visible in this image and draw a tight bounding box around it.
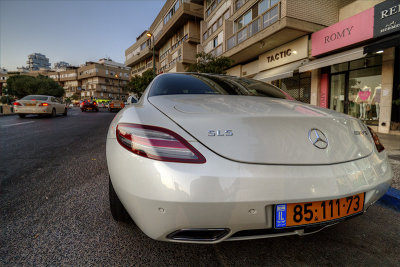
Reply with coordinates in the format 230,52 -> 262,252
308,128 -> 328,149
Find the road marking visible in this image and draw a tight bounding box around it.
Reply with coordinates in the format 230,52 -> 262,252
1,121 -> 35,127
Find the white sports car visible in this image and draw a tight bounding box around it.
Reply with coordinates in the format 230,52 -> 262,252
106,73 -> 392,243
13,95 -> 67,118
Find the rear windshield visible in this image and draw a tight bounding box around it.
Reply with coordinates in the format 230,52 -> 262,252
21,95 -> 48,101
148,73 -> 293,100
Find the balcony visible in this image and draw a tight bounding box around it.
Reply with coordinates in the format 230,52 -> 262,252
223,1 -> 322,65
226,3 -> 280,52
158,41 -> 196,73
125,46 -> 157,67
153,2 -> 203,48
131,62 -> 154,76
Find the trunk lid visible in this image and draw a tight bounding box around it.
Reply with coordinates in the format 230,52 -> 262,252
149,95 -> 373,165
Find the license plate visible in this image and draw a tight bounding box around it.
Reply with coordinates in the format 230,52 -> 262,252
25,103 -> 36,106
275,193 -> 364,228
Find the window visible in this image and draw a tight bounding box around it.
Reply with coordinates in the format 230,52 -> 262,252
236,0 -> 246,10
140,42 -> 147,51
164,0 -> 180,25
224,9 -> 230,20
258,0 -> 269,15
213,37 -> 218,48
236,10 -> 252,30
149,73 -> 291,99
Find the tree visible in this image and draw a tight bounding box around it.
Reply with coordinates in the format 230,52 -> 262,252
5,75 -> 65,99
186,52 -> 233,74
125,69 -> 155,98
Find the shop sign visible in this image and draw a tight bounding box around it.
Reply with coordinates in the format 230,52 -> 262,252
374,0 -> 400,37
259,36 -> 308,71
311,8 -> 374,57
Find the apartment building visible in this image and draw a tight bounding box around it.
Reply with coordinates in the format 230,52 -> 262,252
125,0 -> 204,75
58,68 -> 80,98
78,59 -> 130,100
26,53 -> 51,71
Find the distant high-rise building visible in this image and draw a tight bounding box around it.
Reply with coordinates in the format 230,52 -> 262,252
26,53 -> 51,70
54,61 -> 70,70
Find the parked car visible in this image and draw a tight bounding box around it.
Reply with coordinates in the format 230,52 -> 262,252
108,100 -> 125,112
13,95 -> 67,118
106,73 -> 392,243
80,100 -> 99,112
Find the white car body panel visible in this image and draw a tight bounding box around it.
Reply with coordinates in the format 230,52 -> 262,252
106,74 -> 393,243
149,95 -> 373,165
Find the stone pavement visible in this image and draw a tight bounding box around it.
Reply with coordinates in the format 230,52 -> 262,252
377,133 -> 400,190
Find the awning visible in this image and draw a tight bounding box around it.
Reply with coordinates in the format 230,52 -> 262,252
299,47 -> 366,72
364,33 -> 400,54
253,59 -> 309,82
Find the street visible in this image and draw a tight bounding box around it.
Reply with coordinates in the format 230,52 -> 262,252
1,108 -> 399,266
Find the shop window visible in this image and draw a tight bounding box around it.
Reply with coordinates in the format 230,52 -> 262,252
271,72 -> 311,103
331,62 -> 348,73
329,54 -> 383,126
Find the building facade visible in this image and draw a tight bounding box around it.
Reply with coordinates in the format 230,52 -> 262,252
26,53 -> 51,70
1,59 -> 130,101
125,0 -> 204,75
78,59 -> 130,100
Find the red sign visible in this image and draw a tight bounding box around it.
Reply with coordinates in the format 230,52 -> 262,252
312,8 -> 374,56
320,73 -> 329,108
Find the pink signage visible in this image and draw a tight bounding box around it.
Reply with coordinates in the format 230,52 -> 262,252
312,8 -> 374,56
320,73 -> 329,108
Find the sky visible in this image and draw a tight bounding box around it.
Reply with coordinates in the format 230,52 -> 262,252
0,0 -> 165,70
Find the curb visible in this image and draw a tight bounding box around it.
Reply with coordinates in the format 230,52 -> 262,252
378,187 -> 400,211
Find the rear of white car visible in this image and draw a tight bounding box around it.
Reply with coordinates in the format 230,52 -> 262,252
14,95 -> 67,117
106,73 -> 392,243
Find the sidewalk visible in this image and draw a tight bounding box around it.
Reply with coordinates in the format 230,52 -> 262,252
377,133 -> 400,190
377,133 -> 400,211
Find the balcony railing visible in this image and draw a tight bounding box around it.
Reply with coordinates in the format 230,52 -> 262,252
226,3 -> 280,51
210,45 -> 223,57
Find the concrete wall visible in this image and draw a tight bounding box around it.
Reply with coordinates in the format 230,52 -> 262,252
286,0 -> 354,26
339,0 -> 384,21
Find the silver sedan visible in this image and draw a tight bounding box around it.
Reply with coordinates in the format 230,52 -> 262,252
13,95 -> 67,118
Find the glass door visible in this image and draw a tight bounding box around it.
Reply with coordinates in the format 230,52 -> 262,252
330,73 -> 346,114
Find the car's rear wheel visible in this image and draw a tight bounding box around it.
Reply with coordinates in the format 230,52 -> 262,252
51,108 -> 56,117
81,109 -> 85,112
63,108 -> 68,116
95,109 -> 99,112
109,176 -> 131,222
18,114 -> 26,118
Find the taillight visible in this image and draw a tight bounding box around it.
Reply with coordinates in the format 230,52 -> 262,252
13,102 -> 22,106
367,127 -> 384,152
116,123 -> 206,163
39,103 -> 49,106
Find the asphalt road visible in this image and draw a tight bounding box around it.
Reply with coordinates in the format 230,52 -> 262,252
1,108 -> 399,266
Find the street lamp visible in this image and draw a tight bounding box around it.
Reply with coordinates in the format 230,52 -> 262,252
146,32 -> 156,76
115,74 -> 120,100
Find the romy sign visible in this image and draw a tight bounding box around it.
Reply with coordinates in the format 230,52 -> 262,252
259,36 -> 308,71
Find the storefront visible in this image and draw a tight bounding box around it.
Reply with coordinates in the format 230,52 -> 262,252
253,36 -> 311,103
300,0 -> 400,133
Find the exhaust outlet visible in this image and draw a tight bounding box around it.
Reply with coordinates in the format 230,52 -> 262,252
167,228 -> 230,242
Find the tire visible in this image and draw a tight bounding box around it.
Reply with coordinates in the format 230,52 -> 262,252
95,108 -> 99,112
18,114 -> 26,118
81,109 -> 85,112
109,176 -> 131,222
63,108 -> 68,116
51,108 -> 56,117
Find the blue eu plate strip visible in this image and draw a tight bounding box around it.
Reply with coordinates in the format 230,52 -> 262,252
275,204 -> 287,228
